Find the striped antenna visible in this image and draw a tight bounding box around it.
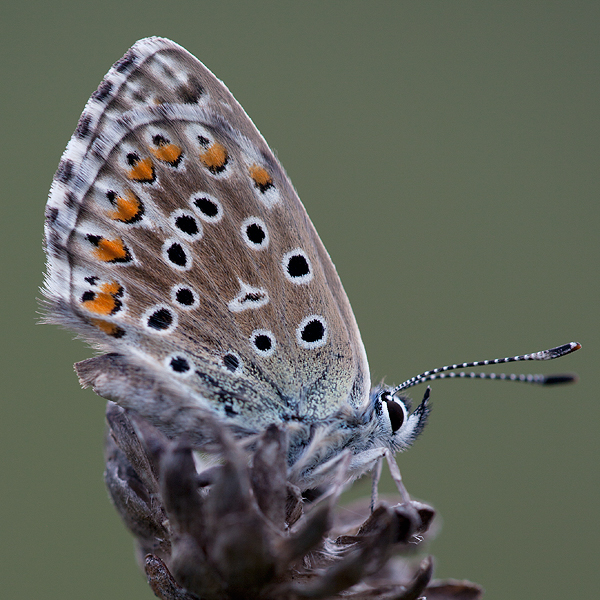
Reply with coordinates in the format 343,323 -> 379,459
391,341 -> 581,395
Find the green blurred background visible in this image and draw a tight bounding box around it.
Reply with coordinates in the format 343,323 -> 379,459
2,2 -> 597,598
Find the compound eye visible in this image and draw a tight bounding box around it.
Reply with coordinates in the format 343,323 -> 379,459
382,392 -> 405,433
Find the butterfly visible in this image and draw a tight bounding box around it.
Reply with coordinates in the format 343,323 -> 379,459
43,37 -> 579,490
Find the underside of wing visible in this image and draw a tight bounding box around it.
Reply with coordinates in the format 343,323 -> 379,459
43,37 -> 370,431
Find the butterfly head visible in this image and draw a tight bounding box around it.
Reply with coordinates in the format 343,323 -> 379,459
370,387 -> 431,452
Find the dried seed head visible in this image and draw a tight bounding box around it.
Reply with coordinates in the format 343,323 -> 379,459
104,402 -> 482,599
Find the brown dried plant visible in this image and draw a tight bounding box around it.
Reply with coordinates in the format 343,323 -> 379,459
104,403 -> 483,600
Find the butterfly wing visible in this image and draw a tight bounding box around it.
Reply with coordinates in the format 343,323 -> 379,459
43,37 -> 370,435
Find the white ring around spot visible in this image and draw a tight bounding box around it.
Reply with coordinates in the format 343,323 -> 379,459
296,314 -> 327,349
170,284 -> 199,310
282,248 -> 313,284
189,191 -> 224,223
169,209 -> 203,240
165,353 -> 193,377
250,329 -> 276,357
141,304 -> 178,334
161,238 -> 192,271
240,216 -> 269,250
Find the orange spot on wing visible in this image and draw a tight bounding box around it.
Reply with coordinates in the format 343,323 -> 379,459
200,142 -> 228,173
100,281 -> 122,296
127,157 -> 154,182
108,190 -> 143,223
249,164 -> 273,191
151,143 -> 182,165
93,238 -> 129,262
91,319 -> 125,338
82,282 -> 123,315
84,296 -> 115,315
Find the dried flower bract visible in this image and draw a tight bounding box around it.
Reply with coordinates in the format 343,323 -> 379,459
104,402 -> 483,599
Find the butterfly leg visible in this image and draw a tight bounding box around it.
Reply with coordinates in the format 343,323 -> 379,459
383,448 -> 411,504
351,447 -> 412,508
370,456 -> 383,511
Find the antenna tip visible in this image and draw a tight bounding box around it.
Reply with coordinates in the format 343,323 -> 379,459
542,373 -> 579,385
548,342 -> 582,359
